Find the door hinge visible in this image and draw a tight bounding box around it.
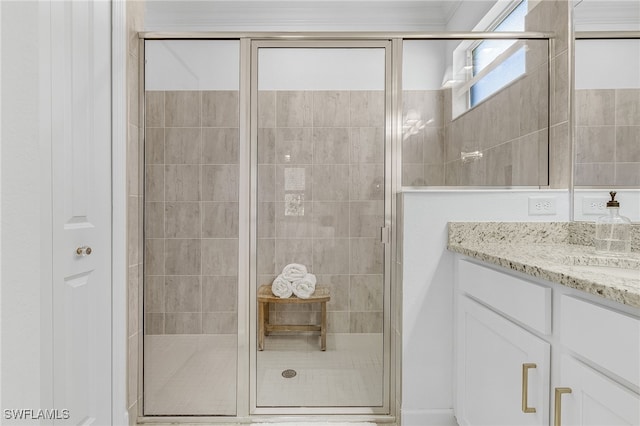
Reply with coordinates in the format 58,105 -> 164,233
381,226 -> 391,244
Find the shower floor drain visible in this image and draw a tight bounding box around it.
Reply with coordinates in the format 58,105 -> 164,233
281,369 -> 297,378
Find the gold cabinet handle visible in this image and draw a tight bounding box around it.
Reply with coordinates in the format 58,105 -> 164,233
522,363 -> 537,413
554,387 -> 572,426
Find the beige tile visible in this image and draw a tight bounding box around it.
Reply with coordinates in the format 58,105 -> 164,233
575,89 -> 615,126
165,276 -> 201,313
275,201 -> 314,238
127,53 -> 139,127
165,128 -> 201,165
165,202 -> 200,238
276,91 -> 312,127
616,89 -> 640,126
350,91 -> 385,127
402,90 -> 443,128
275,239 -> 313,273
444,160 -> 461,186
201,165 -> 238,202
202,91 -> 238,127
144,202 -> 164,239
402,133 -> 423,165
276,165 -> 314,201
202,276 -> 237,312
165,239 -> 201,276
616,126 -> 640,162
313,201 -> 349,238
128,125 -> 140,197
312,165 -> 349,201
576,126 -> 615,163
520,65 -> 549,136
615,163 -> 640,186
402,164 -> 425,186
258,202 -> 275,238
126,0 -> 143,57
350,127 -> 384,164
424,164 -> 444,186
145,313 -> 164,335
524,39 -> 548,74
327,312 -> 350,333
145,165 -> 164,202
575,163 -> 615,186
127,333 -> 138,407
145,91 -> 164,127
351,164 -> 384,199
258,165 -> 276,202
512,131 -> 545,186
202,128 -> 238,164
165,313 -> 201,334
313,128 -> 350,164
350,312 -> 383,333
313,91 -> 350,127
350,238 -> 383,274
128,196 -> 139,265
350,201 -> 383,238
257,238 -> 276,275
350,275 -> 383,311
495,80 -> 521,144
144,239 -> 164,276
144,276 -> 164,313
316,274 -> 349,311
202,202 -> 239,238
313,238 -> 349,275
258,91 -> 276,128
258,128 -> 276,165
485,143 -> 513,186
165,165 -> 200,201
202,239 -> 238,276
459,156 -> 486,186
549,122 -> 571,188
551,50 -> 569,126
145,128 -> 164,165
202,313 -> 237,334
444,121 -> 462,163
275,128 -> 313,164
165,91 -> 200,127
128,266 -> 139,336
424,127 -> 444,165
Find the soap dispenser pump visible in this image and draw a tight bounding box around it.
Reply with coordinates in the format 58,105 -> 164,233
594,191 -> 631,254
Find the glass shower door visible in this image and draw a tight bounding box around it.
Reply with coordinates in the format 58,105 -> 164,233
143,40 -> 240,415
253,44 -> 389,409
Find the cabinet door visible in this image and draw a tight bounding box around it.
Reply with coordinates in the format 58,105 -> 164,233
456,296 -> 550,426
557,355 -> 640,426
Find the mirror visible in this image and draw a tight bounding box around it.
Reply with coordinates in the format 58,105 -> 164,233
572,0 -> 640,222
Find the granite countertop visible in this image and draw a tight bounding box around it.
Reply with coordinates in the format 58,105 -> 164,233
447,222 -> 640,308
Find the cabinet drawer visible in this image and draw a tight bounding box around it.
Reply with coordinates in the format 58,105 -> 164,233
458,259 -> 551,334
561,295 -> 640,388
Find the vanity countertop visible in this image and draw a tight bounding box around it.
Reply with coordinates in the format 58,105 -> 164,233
447,222 -> 640,308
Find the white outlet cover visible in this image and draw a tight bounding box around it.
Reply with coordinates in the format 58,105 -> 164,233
582,197 -> 608,215
528,196 -> 557,215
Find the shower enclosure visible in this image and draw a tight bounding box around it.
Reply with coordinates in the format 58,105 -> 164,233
141,33 -> 550,418
142,39 -> 392,416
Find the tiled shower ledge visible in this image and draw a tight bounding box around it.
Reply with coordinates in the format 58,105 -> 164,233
447,222 -> 640,308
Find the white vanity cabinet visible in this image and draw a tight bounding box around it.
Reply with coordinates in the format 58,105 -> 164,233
454,257 -> 640,426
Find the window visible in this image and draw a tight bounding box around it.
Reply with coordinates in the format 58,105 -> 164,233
470,0 -> 528,107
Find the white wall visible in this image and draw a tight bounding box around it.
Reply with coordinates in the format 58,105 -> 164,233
574,189 -> 640,222
575,39 -> 640,89
0,1 -> 50,422
402,41 -> 446,91
400,189 -> 570,426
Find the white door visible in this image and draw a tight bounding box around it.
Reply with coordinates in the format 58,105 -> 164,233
558,355 -> 640,426
50,1 -> 112,424
456,296 -> 550,426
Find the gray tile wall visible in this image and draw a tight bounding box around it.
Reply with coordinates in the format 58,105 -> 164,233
575,88 -> 640,186
144,90 -> 239,335
257,90 -> 385,333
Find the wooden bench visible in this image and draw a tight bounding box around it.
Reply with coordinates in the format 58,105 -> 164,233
257,284 -> 330,351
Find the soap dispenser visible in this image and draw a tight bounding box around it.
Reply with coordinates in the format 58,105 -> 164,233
594,191 -> 631,254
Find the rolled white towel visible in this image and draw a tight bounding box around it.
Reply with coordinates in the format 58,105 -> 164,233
271,274 -> 293,298
282,263 -> 308,282
292,273 -> 317,299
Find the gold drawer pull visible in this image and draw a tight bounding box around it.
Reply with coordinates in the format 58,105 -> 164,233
522,363 -> 537,413
554,387 -> 572,426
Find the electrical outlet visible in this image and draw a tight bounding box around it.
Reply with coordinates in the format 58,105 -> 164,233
528,196 -> 557,215
582,197 -> 608,215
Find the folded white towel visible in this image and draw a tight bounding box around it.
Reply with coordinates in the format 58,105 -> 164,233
282,263 -> 308,282
292,273 -> 317,299
271,274 -> 293,298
